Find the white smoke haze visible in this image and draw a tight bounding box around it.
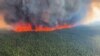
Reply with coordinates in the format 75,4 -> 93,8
82,0 -> 100,25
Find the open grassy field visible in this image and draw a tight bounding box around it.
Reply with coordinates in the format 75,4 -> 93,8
0,26 -> 100,56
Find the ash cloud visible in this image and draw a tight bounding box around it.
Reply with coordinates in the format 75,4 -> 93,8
0,0 -> 91,27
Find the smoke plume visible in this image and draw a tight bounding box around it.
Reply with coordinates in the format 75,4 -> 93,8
0,0 -> 90,32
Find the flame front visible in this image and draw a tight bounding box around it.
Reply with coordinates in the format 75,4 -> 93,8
13,22 -> 73,32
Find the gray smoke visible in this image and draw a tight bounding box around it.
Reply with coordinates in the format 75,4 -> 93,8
0,0 -> 91,27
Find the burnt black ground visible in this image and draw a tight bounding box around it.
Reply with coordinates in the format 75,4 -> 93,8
0,25 -> 100,56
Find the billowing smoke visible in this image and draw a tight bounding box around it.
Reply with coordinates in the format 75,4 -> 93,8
0,0 -> 90,32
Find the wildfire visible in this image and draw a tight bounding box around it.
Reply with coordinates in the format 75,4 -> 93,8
13,22 -> 73,32
1,0 -> 99,32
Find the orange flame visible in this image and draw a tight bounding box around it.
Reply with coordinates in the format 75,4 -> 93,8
13,22 -> 73,32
